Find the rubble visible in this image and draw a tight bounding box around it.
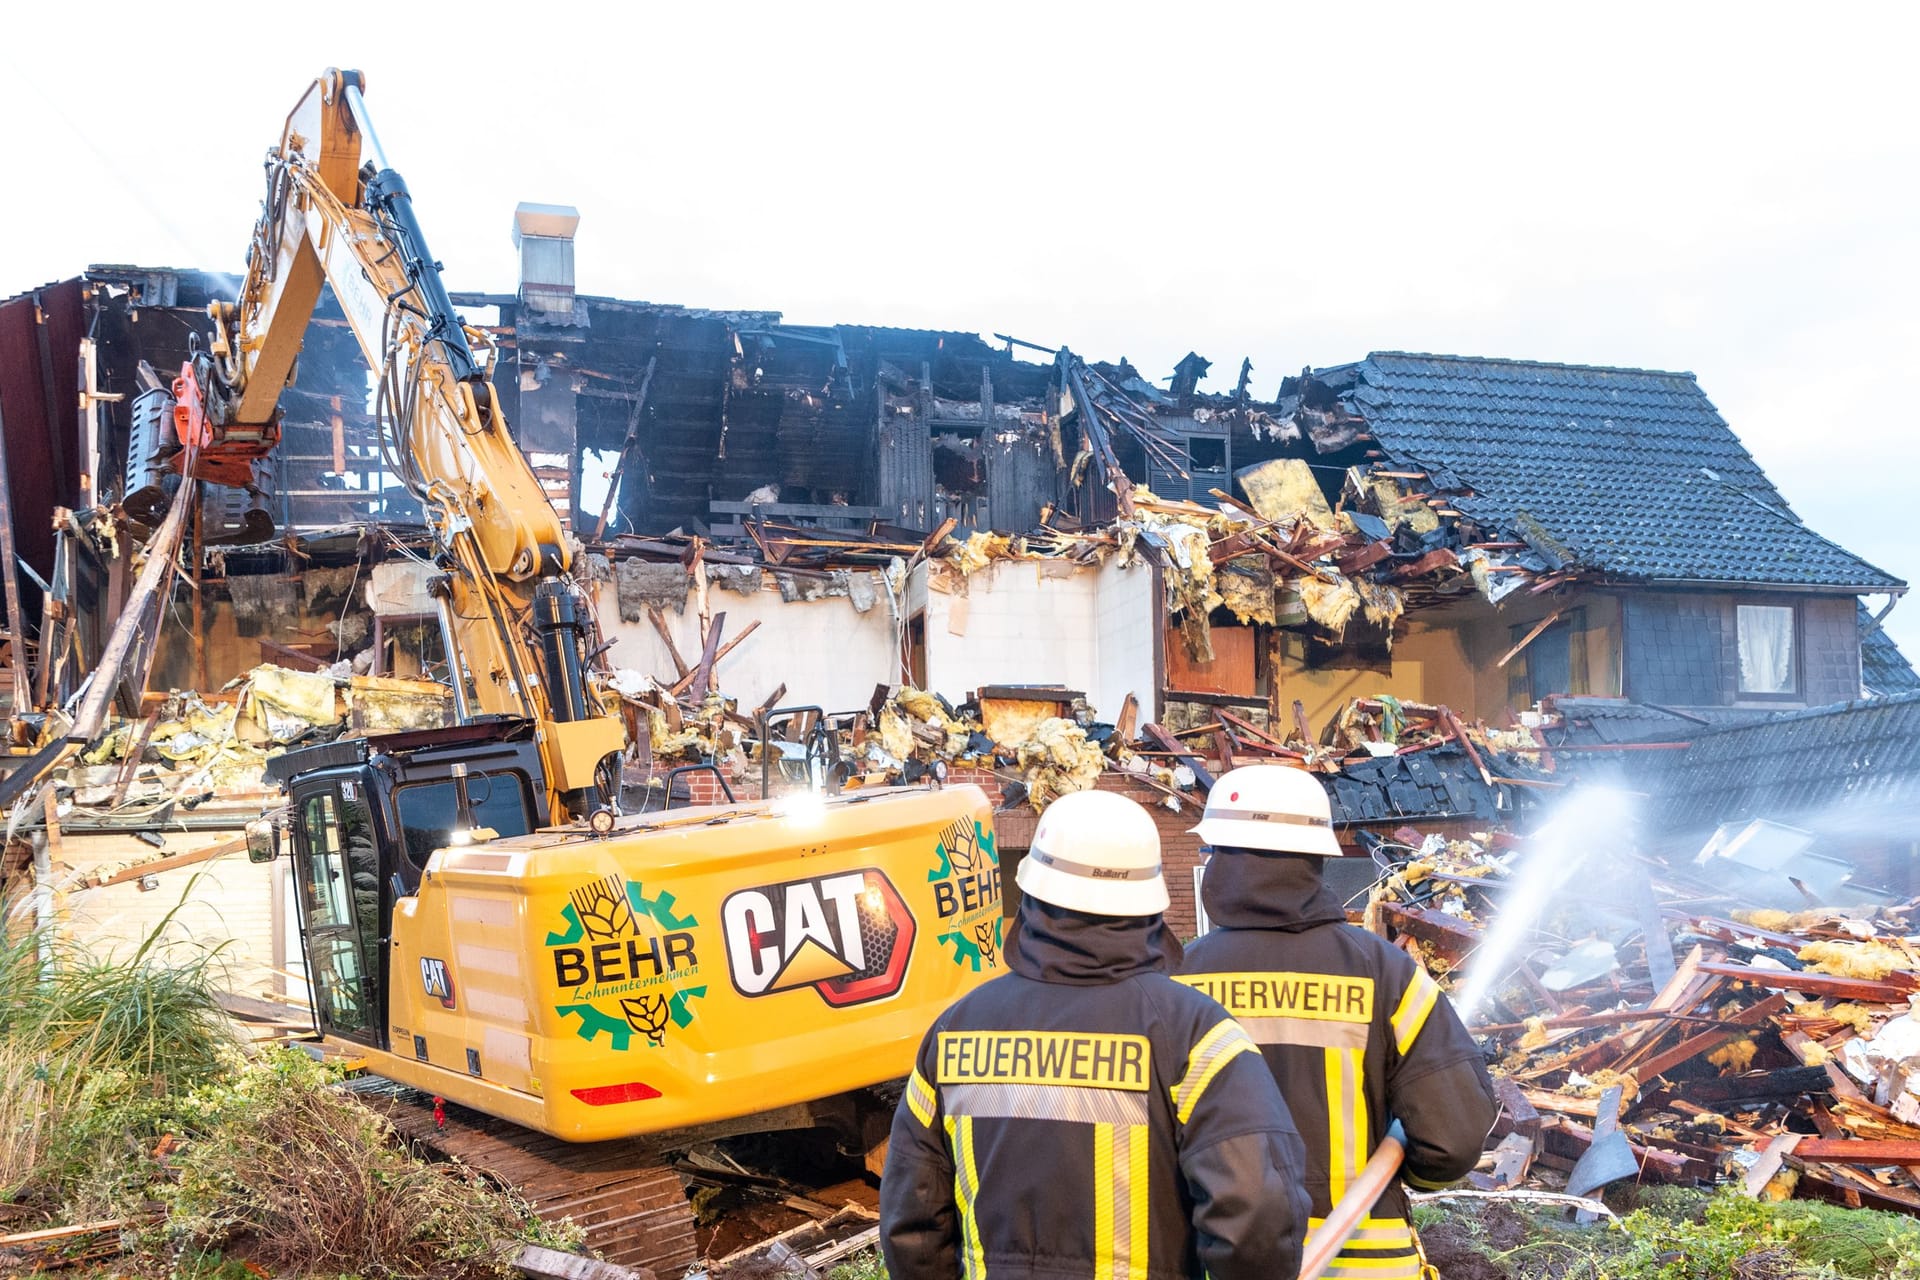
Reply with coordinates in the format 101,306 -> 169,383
1364,815 -> 1920,1217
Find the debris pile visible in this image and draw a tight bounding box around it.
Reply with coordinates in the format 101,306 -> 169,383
1369,822 -> 1920,1217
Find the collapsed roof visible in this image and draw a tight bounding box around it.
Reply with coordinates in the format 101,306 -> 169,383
1280,353 -> 1903,592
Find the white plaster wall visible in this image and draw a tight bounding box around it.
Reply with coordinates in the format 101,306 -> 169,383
921,558 -> 1157,719
55,833 -> 286,991
590,580 -> 902,714
1091,556 -> 1158,719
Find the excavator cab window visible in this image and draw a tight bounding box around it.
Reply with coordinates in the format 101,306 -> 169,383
294,783 -> 383,1044
392,769 -> 536,885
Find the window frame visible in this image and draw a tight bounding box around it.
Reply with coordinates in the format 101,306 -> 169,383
1734,602 -> 1801,701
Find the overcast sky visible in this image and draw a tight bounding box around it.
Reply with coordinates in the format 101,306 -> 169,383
5,3 -> 1917,658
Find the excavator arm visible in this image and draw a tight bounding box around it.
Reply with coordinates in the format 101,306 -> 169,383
166,69 -> 622,815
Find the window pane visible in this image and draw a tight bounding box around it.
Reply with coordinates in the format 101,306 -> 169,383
1737,605 -> 1796,694
395,772 -> 535,868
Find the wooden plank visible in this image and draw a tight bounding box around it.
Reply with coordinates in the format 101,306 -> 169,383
1743,1134 -> 1804,1197
1635,992 -> 1788,1081
1292,699 -> 1313,744
70,478 -> 197,743
1211,727 -> 1238,771
0,404 -> 31,722
1792,1139 -> 1920,1164
592,355 -> 657,542
1439,706 -> 1493,787
1696,963 -> 1920,1001
686,612 -> 726,703
89,836 -> 247,887
1497,607 -> 1569,668
646,606 -> 690,680
667,620 -> 760,699
1141,722 -> 1217,790
1334,540 -> 1393,575
1114,693 -> 1139,745
0,1218 -> 135,1245
258,638 -> 330,672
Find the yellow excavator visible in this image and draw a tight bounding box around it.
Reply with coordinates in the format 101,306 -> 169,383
139,70 -> 1002,1270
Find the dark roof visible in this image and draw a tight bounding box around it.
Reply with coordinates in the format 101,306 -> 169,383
1542,697 -> 1701,746
1860,602 -> 1920,697
1329,352 -> 1902,591
1657,689 -> 1920,836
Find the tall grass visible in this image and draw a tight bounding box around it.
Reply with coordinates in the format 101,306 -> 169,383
0,888 -> 238,1091
0,883 -> 239,1220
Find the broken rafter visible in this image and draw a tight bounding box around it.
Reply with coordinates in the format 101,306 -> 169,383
591,355 -> 657,542
667,619 -> 760,699
1061,355 -> 1135,518
646,606 -> 691,680
1497,607 -> 1570,669
0,477 -> 201,813
686,611 -> 727,703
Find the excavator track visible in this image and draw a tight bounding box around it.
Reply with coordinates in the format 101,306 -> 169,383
354,1081 -> 697,1274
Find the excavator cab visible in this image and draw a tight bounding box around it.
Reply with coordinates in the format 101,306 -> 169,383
268,721 -> 549,1048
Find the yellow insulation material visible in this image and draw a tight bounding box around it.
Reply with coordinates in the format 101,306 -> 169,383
1237,457 -> 1337,529
1216,554 -> 1276,626
1370,477 -> 1440,534
1707,1039 -> 1757,1072
1356,579 -> 1405,630
947,531 -> 1014,576
1797,939 -> 1914,981
1012,718 -> 1106,810
1299,576 -> 1361,636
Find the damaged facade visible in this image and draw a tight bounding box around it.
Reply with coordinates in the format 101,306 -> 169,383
0,207 -> 1911,975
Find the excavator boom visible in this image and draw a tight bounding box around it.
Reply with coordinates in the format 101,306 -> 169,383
185,76 -> 1006,1272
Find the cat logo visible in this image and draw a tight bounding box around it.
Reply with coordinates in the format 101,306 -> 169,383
420,957 -> 455,1009
722,869 -> 915,1008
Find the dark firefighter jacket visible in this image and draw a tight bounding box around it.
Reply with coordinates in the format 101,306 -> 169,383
880,897 -> 1312,1280
1179,849 -> 1497,1280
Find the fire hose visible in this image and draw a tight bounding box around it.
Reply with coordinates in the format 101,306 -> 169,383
1297,1120 -> 1408,1280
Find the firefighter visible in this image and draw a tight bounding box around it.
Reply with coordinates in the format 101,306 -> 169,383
1178,766 -> 1497,1280
880,788 -> 1312,1280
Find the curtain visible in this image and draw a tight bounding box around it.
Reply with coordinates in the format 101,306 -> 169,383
1738,605 -> 1794,694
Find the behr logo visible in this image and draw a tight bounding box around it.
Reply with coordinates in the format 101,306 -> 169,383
722,869 -> 914,1007
420,957 -> 455,1009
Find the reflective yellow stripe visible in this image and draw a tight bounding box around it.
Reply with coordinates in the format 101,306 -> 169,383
1324,1257 -> 1423,1278
1172,1018 -> 1259,1124
946,1115 -> 987,1280
1094,1122 -> 1115,1279
1309,1216 -> 1414,1248
1392,968 -> 1442,1055
1325,1046 -> 1366,1201
905,1068 -> 936,1128
1126,1122 -> 1148,1280
1404,1169 -> 1455,1191
1094,1122 -> 1149,1280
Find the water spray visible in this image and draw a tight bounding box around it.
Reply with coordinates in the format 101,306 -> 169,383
1455,783 -> 1641,1025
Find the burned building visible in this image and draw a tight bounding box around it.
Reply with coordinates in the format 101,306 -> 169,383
0,204 -> 1914,954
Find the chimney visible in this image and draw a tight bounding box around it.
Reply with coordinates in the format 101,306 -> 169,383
513,202 -> 580,316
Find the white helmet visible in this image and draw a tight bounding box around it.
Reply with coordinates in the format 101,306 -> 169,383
1017,790 -> 1170,917
1192,765 -> 1341,857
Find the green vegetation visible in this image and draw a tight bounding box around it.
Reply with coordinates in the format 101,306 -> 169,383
0,894 -> 572,1278
828,1189 -> 1920,1280
828,1249 -> 890,1280
1415,1186 -> 1920,1280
